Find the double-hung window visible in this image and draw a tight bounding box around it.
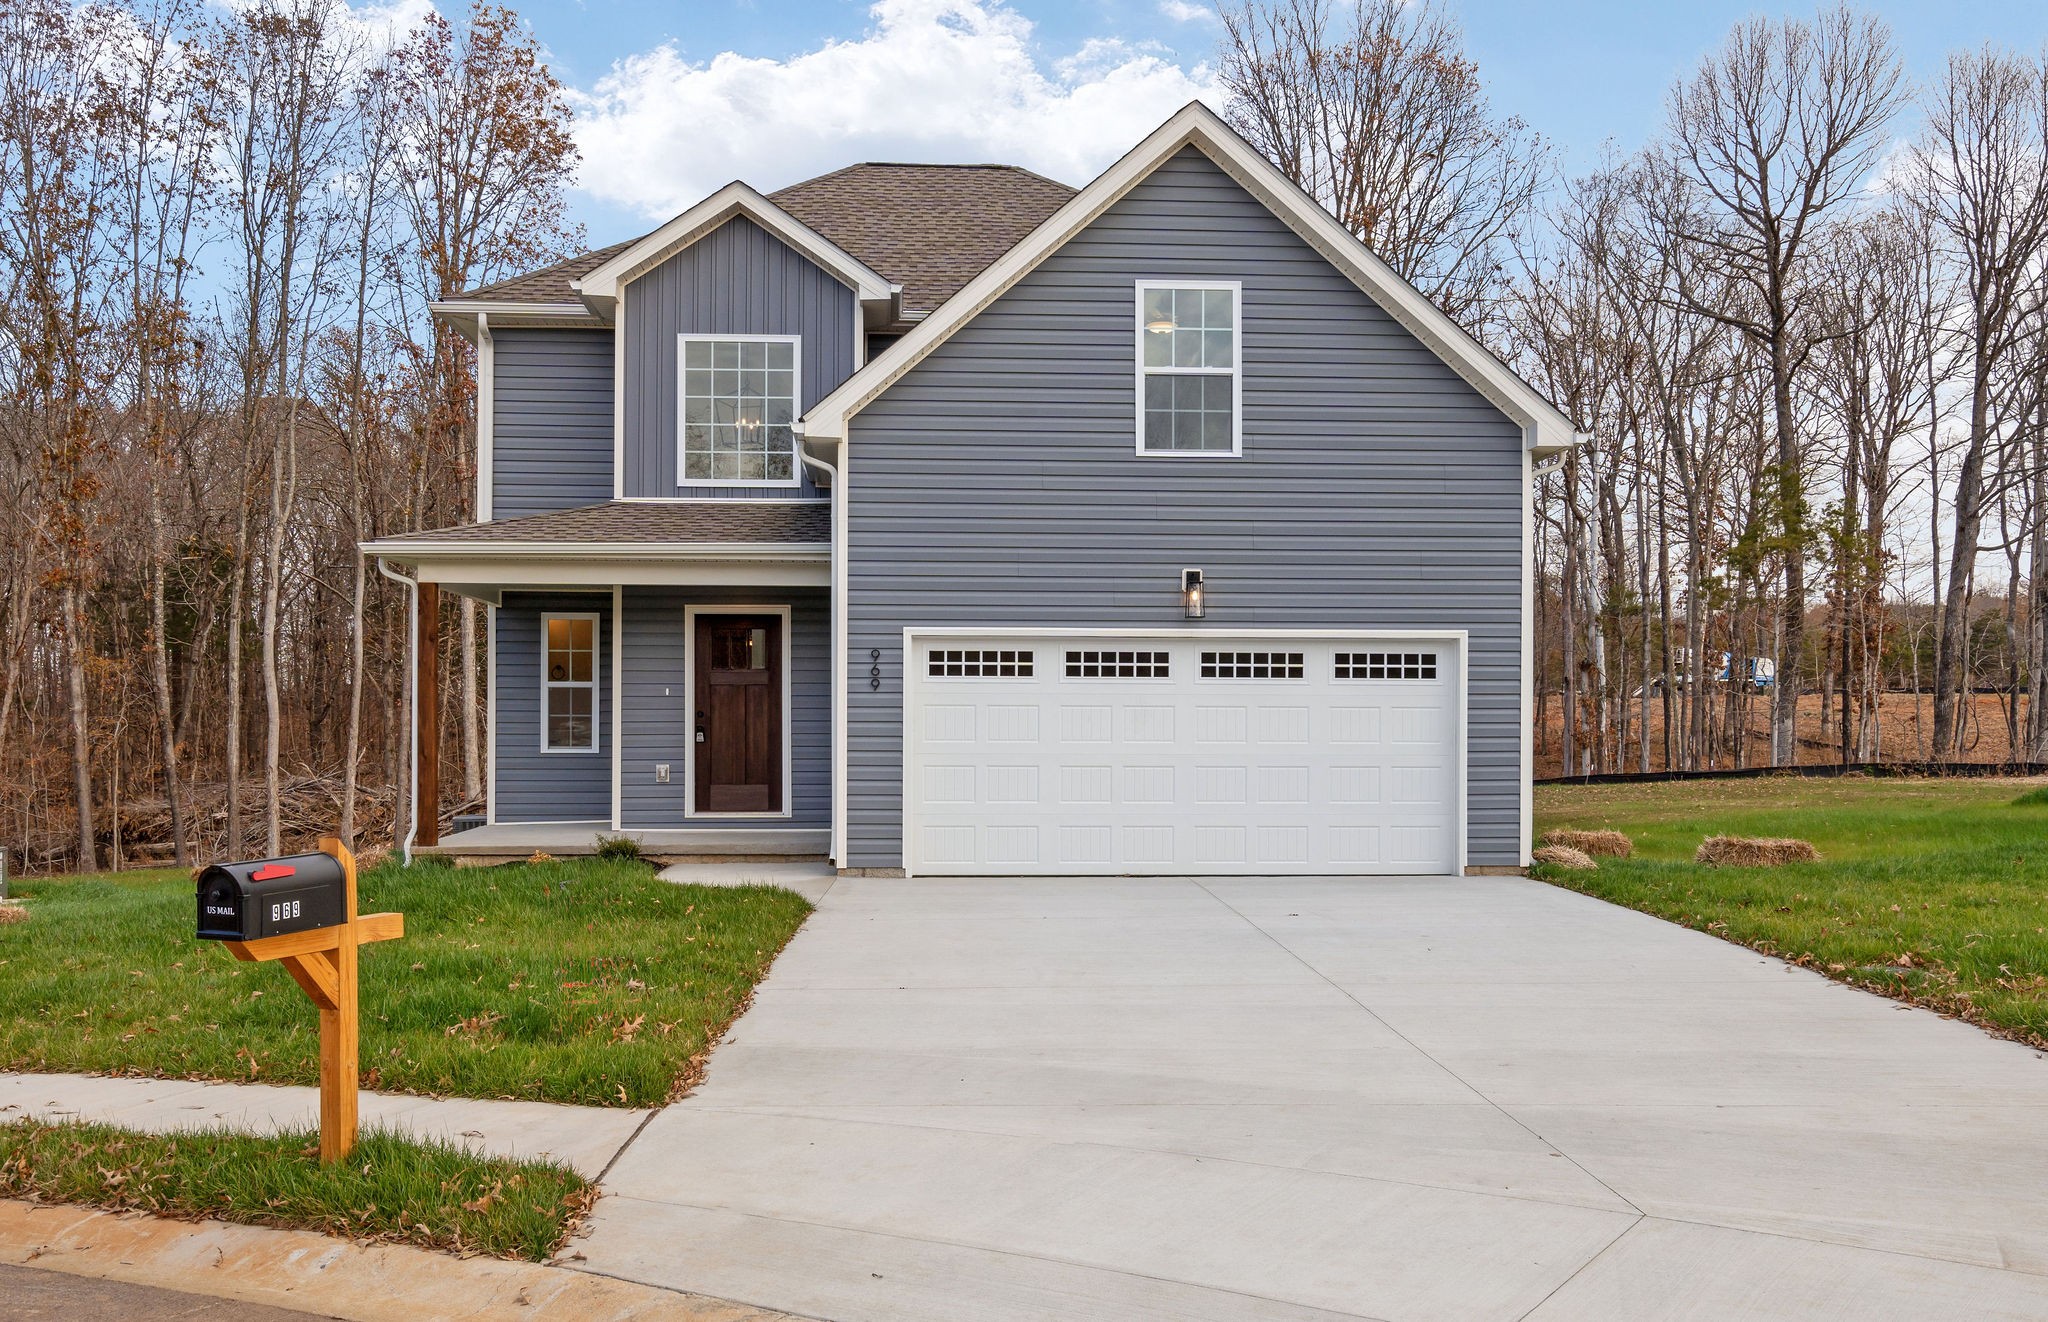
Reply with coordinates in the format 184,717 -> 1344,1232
542,613 -> 599,752
678,335 -> 800,484
1137,280 -> 1240,455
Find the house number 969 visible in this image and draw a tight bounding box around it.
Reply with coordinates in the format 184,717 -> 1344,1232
270,900 -> 300,922
869,649 -> 882,692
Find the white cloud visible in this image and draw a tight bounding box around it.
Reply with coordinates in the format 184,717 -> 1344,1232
568,0 -> 1223,219
1158,0 -> 1213,23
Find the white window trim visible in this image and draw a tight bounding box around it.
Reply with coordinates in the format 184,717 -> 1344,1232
682,603 -> 795,819
675,332 -> 804,489
540,611 -> 602,754
1134,279 -> 1243,458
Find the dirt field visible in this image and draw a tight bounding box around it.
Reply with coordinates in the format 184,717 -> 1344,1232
1536,691 -> 2034,777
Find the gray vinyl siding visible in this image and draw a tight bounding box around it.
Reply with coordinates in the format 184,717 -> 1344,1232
617,587 -> 831,830
843,146 -> 1526,869
621,216 -> 857,500
493,592 -> 612,824
491,329 -> 613,517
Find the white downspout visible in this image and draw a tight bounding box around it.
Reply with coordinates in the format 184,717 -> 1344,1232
799,441 -> 847,868
475,312 -> 494,521
375,557 -> 420,867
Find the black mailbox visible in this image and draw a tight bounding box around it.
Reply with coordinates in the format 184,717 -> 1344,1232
196,852 -> 348,942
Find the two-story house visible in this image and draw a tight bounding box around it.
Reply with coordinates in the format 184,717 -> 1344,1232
366,102 -> 1577,877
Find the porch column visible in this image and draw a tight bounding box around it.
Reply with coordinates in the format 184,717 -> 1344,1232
416,580 -> 440,846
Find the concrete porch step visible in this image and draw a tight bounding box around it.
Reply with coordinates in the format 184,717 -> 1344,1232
419,821 -> 828,864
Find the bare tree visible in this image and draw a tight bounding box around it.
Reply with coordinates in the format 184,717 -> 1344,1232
0,0 -> 124,868
1662,3 -> 1904,766
387,2 -> 581,814
1912,47 -> 2048,756
1216,0 -> 1551,330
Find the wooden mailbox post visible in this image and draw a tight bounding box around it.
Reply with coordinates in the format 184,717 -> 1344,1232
214,838 -> 403,1163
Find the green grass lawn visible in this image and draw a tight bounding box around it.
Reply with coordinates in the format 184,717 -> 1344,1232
0,856 -> 811,1106
1535,775 -> 2048,1048
0,1120 -> 591,1260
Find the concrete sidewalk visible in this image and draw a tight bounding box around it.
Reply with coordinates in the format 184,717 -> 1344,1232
0,1072 -> 648,1179
575,874 -> 2048,1322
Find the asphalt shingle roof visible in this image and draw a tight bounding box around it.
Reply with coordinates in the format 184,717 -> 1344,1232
769,163 -> 1075,315
453,163 -> 1077,319
383,500 -> 829,547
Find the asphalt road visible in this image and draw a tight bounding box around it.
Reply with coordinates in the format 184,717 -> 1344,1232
0,1263 -> 333,1320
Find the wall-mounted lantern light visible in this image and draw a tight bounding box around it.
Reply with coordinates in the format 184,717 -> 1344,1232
1182,567 -> 1206,619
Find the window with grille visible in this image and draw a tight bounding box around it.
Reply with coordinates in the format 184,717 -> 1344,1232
1138,281 -> 1240,454
1336,651 -> 1439,680
542,614 -> 599,751
1065,649 -> 1170,678
927,649 -> 1034,678
1199,650 -> 1304,679
678,335 -> 800,483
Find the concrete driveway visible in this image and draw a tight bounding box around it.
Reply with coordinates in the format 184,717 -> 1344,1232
577,875 -> 2048,1321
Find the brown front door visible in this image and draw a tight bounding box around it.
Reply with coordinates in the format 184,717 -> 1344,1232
694,615 -> 782,813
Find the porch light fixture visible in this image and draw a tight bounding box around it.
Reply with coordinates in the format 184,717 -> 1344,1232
1182,567 -> 1206,619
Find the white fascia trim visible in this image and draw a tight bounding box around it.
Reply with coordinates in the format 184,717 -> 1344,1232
574,181 -> 897,314
431,301 -> 603,341
363,540 -> 829,561
800,101 -> 1576,453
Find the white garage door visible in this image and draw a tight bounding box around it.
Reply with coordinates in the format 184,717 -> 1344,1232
904,631 -> 1462,875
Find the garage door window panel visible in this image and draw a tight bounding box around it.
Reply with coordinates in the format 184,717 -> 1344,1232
1066,649 -> 1170,679
1200,650 -> 1304,680
929,648 -> 1034,678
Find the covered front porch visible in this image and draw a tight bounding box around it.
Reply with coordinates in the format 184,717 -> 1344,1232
363,500 -> 839,865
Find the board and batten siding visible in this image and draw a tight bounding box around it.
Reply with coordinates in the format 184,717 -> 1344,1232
617,586 -> 832,830
490,328 -> 613,518
621,216 -> 858,500
493,592 -> 612,823
843,145 -> 1526,870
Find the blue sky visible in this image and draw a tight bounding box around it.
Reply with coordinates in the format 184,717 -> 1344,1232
497,0 -> 2048,244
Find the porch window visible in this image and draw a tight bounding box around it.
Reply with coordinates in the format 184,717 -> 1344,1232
542,613 -> 599,751
678,335 -> 801,485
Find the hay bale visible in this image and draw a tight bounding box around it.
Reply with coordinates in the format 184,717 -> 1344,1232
1695,835 -> 1819,867
0,901 -> 27,925
1533,844 -> 1597,871
1540,827 -> 1633,858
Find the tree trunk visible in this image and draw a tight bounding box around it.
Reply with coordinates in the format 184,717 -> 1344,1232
63,583 -> 96,871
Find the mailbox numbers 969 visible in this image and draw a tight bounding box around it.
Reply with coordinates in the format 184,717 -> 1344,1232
271,899 -> 301,922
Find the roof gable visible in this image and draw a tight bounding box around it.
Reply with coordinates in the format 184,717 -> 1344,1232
572,181 -> 897,318
799,101 -> 1578,455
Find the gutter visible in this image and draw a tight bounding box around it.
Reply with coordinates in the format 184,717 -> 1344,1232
374,557 -> 420,867
360,540 -> 831,561
799,443 -> 848,869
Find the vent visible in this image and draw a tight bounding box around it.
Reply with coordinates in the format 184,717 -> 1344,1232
1336,651 -> 1438,680
1066,649 -> 1170,678
1200,650 -> 1304,680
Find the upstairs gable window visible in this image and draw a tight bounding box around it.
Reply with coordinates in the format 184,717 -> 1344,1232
679,335 -> 800,484
1137,281 -> 1240,456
